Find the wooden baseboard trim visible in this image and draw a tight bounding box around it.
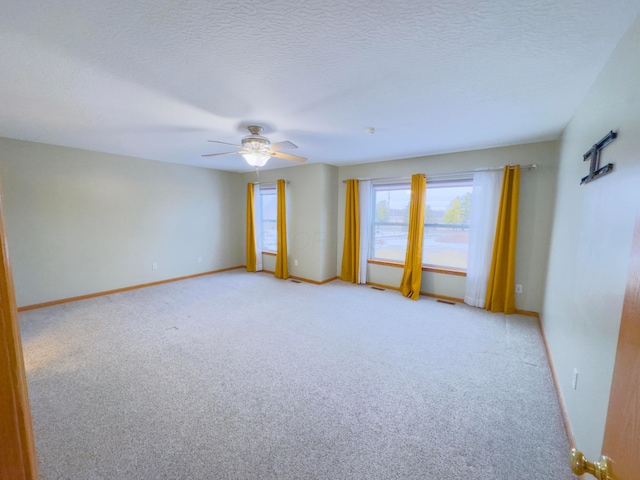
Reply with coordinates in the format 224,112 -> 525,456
18,266 -> 244,312
515,309 -> 540,318
420,291 -> 465,304
289,275 -> 339,285
538,314 -> 576,448
366,282 -> 465,304
255,270 -> 338,285
366,281 -> 400,292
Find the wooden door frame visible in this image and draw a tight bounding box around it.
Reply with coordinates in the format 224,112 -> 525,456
601,203 -> 640,479
0,179 -> 38,479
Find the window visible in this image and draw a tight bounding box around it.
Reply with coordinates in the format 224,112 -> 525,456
371,183 -> 411,262
260,186 -> 277,252
370,177 -> 473,271
423,179 -> 472,270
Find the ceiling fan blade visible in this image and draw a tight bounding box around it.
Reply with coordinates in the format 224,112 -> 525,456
269,141 -> 298,151
271,151 -> 307,163
207,140 -> 243,148
201,151 -> 242,158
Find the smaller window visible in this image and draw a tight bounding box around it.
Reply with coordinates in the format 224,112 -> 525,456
423,179 -> 473,270
370,182 -> 411,262
260,187 -> 277,252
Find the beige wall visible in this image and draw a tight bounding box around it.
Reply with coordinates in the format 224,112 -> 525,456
541,17 -> 640,459
0,137 -> 244,307
337,141 -> 560,312
241,163 -> 339,283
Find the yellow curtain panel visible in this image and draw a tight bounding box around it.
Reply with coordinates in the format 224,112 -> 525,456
275,179 -> 289,279
245,183 -> 257,272
340,179 -> 360,283
485,165 -> 520,313
400,174 -> 426,300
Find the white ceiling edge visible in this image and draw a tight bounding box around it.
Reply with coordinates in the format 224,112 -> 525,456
0,1 -> 638,173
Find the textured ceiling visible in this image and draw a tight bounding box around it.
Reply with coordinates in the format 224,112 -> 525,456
1,1 -> 639,172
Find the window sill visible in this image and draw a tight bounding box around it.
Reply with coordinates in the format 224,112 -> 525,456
367,259 -> 467,277
262,251 -> 277,257
422,265 -> 467,277
368,259 -> 403,269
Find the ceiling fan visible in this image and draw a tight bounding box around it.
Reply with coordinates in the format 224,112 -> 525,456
202,125 -> 307,168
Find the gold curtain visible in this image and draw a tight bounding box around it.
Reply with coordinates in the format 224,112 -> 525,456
275,179 -> 289,279
245,183 -> 257,272
400,174 -> 426,300
340,179 -> 360,283
485,165 -> 520,313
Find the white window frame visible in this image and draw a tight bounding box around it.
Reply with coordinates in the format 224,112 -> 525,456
422,177 -> 473,271
370,181 -> 411,263
368,177 -> 474,272
259,185 -> 277,253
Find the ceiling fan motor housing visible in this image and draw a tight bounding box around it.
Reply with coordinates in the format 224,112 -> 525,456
242,126 -> 270,151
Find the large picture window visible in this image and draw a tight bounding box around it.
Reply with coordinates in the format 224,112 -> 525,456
370,177 -> 473,271
260,186 -> 277,252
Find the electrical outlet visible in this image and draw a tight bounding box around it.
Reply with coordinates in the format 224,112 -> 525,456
294,259 -> 299,266
198,256 -> 202,263
152,263 -> 158,270
572,368 -> 579,390
515,284 -> 523,294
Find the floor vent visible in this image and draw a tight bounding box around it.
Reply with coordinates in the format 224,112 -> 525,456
371,286 -> 386,291
290,280 -> 302,284
437,299 -> 455,305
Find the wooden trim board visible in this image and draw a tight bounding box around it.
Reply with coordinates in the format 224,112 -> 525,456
289,275 -> 339,285
0,179 -> 38,479
366,281 -> 400,292
367,259 -> 404,269
420,291 -> 465,304
367,259 -> 467,277
257,270 -> 338,285
18,266 -> 244,312
423,266 -> 466,277
366,281 -> 465,304
537,313 -> 576,448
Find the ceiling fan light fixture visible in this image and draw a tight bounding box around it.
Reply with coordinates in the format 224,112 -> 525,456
204,125 -> 307,167
242,152 -> 270,167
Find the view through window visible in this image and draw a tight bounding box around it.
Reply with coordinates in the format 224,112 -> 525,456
371,179 -> 473,270
423,179 -> 472,270
260,187 -> 277,252
372,183 -> 411,262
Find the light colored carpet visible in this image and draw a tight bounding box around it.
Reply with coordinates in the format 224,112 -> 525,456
20,270 -> 575,479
